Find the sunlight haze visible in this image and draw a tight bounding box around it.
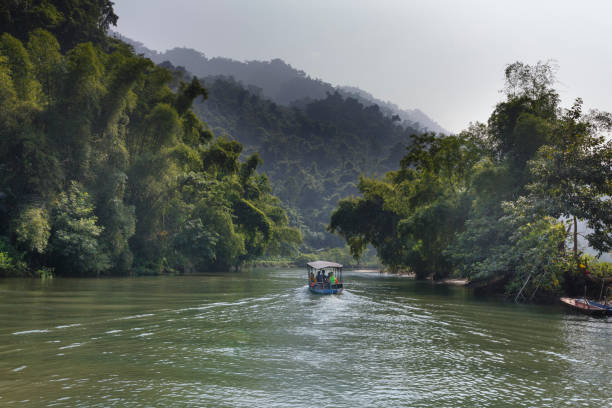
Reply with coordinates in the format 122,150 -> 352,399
114,0 -> 612,133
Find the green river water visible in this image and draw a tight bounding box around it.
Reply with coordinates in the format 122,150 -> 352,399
1,268 -> 611,407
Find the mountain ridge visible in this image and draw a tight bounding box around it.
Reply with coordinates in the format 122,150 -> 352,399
112,32 -> 448,134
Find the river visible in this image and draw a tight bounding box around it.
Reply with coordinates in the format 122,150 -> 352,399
1,268 -> 611,407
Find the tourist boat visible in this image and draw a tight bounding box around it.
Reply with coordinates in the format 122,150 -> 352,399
560,297 -> 611,315
306,261 -> 344,294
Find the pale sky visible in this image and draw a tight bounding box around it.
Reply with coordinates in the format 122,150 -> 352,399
114,0 -> 612,133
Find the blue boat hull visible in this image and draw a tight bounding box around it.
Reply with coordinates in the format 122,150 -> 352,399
585,300 -> 612,314
309,285 -> 343,295
560,297 -> 612,315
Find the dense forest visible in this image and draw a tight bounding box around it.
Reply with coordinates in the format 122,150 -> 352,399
0,0 -> 300,277
329,62 -> 612,298
188,74 -> 420,249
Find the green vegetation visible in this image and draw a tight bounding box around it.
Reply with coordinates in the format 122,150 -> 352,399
2,2 -> 609,298
0,1 -> 300,277
330,62 -> 612,298
191,75 -> 421,249
1,0 -> 118,51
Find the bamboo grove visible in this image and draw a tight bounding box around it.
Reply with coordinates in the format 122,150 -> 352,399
0,1 -> 301,277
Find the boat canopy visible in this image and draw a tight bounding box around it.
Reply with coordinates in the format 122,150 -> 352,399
306,261 -> 343,269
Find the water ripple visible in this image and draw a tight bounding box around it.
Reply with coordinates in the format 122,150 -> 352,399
1,271 -> 611,407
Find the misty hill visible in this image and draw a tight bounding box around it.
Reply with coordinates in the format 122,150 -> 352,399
114,33 -> 447,134
339,86 -> 447,134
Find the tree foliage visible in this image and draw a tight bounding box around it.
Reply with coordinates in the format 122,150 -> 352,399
14,205 -> 50,254
50,181 -> 109,275
1,0 -> 118,51
330,61 -> 612,297
525,101 -> 612,254
0,9 -> 300,276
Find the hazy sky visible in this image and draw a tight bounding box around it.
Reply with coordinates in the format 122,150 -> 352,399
114,0 -> 612,133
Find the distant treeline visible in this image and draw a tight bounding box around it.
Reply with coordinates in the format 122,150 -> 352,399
0,0 -> 300,277
329,62 -> 612,298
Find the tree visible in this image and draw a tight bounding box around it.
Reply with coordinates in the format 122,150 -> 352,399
329,133 -> 480,278
27,29 -> 62,105
487,62 -> 558,178
50,182 -> 109,275
329,176 -> 405,272
448,61 -> 564,291
0,33 -> 40,101
14,205 -> 50,254
0,0 -> 118,51
526,99 -> 612,256
172,218 -> 219,271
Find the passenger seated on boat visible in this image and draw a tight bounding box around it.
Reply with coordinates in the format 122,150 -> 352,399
309,272 -> 316,286
316,271 -> 322,282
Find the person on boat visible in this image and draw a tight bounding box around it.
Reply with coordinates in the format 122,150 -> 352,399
329,272 -> 338,286
316,270 -> 322,282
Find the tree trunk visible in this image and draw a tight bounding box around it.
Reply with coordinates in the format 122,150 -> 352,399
573,215 -> 578,264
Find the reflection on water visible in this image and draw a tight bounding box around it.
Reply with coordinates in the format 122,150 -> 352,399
1,269 -> 611,407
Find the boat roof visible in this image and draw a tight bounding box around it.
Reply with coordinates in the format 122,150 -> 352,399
307,261 -> 343,269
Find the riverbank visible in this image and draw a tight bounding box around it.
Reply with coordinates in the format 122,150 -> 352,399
349,268 -> 470,286
437,278 -> 470,286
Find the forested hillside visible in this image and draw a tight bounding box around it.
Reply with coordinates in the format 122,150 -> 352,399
330,62 -> 612,298
0,1 -> 300,277
116,34 -> 447,134
188,74 -> 420,249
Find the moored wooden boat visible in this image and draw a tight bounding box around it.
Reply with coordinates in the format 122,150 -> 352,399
307,261 -> 344,294
560,297 -> 610,315
585,299 -> 612,314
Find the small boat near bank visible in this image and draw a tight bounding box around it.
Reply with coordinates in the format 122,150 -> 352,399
306,261 -> 344,294
560,297 -> 612,315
